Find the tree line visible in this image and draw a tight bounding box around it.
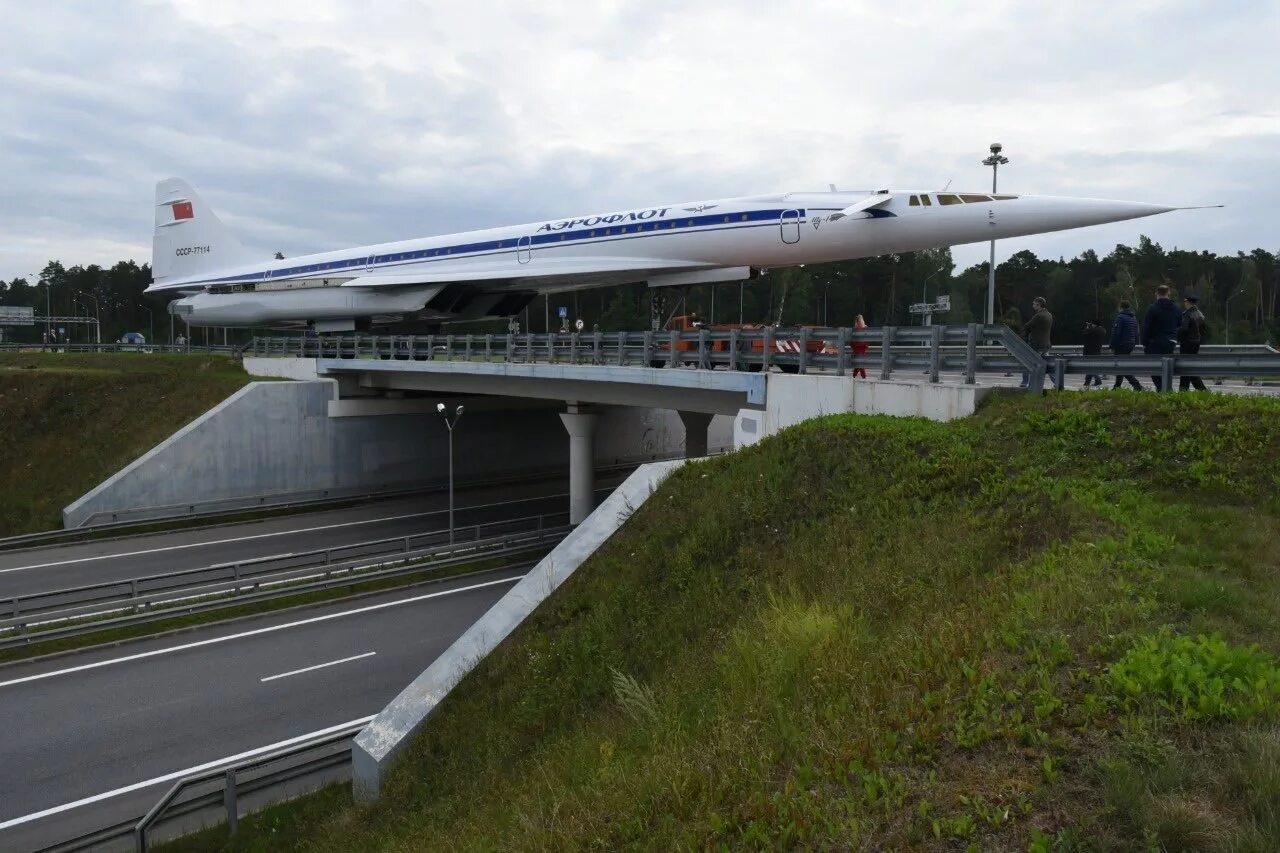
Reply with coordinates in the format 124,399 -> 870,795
2,237 -> 1276,345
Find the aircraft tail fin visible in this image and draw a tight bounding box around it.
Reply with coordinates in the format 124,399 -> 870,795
151,178 -> 255,288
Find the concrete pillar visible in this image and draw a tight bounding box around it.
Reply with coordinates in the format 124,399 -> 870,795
677,410 -> 713,458
559,404 -> 598,524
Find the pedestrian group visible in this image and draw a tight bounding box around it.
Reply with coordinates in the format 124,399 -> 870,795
1019,284 -> 1211,391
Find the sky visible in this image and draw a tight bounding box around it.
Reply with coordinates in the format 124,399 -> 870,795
1,0 -> 1277,284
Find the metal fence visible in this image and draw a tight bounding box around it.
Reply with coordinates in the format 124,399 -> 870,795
247,325 -> 1280,394
0,343 -> 237,354
0,512 -> 568,649
37,720 -> 370,853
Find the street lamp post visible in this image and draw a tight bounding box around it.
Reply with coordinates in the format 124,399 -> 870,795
981,142 -> 1010,326
38,279 -> 51,345
436,403 -> 465,543
138,303 -> 154,345
77,290 -> 101,344
1226,289 -> 1245,346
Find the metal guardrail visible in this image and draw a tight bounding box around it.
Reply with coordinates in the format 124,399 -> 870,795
247,325 -> 1280,394
0,512 -> 567,649
35,719 -> 370,853
0,343 -> 236,354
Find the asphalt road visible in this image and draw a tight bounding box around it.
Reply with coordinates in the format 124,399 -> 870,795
0,568 -> 524,851
0,472 -> 622,602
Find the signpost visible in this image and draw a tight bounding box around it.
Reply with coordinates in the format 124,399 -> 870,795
0,306 -> 35,325
908,295 -> 951,326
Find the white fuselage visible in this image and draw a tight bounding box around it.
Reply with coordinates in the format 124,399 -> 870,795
151,189 -> 1178,327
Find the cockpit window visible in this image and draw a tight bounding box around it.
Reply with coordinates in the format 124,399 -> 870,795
959,194 -> 993,203
920,194 -> 932,206
992,194 -> 1018,200
937,194 -> 963,205
909,195 -> 920,206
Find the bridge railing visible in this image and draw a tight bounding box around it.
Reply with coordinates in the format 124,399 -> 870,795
245,326 -> 1280,393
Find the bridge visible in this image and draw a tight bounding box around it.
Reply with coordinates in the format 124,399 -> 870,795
242,324 -> 1280,525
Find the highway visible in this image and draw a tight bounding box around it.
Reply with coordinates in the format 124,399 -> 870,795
0,472 -> 622,602
0,568 -> 524,851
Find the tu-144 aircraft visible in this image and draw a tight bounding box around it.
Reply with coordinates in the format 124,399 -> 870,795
146,178 -> 1212,331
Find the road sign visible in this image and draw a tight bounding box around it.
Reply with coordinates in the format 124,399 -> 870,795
0,306 -> 34,325
557,306 -> 568,319
908,297 -> 952,315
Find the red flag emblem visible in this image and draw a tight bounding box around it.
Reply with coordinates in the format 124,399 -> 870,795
171,201 -> 194,220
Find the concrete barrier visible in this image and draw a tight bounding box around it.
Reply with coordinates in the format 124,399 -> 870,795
351,459 -> 685,800
734,374 -> 994,448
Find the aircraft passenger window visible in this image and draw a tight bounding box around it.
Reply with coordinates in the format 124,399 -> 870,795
741,213 -> 748,220
959,194 -> 993,203
937,194 -> 963,205
560,235 -> 566,240
921,194 -> 932,205
687,219 -> 693,226
723,216 -> 730,223
909,195 -> 920,206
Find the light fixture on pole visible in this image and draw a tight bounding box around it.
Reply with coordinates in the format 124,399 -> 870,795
38,278 -> 51,344
138,303 -> 154,345
77,290 -> 101,344
1226,289 -> 1245,346
436,402 -> 465,543
981,142 -> 1010,326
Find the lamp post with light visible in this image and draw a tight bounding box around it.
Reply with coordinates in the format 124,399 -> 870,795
1226,289 -> 1245,346
436,403 -> 464,543
138,303 -> 154,345
981,142 -> 1010,325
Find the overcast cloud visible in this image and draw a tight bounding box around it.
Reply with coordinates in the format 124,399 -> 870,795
1,0 -> 1277,283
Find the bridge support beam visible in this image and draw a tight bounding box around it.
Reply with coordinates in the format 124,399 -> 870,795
677,410 -> 713,458
559,404 -> 598,524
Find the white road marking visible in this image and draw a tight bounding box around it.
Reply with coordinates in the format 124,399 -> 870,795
0,489 -> 571,575
260,651 -> 376,683
0,715 -> 376,830
0,574 -> 523,690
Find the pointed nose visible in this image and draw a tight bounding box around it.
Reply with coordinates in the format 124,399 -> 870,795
1003,192 -> 1172,233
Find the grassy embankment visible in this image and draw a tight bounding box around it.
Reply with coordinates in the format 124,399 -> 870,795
0,353 -> 250,536
178,392 -> 1280,851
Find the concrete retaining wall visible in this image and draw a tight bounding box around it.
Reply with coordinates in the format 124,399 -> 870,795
734,374 -> 993,448
352,459 -> 685,800
63,380 -> 731,528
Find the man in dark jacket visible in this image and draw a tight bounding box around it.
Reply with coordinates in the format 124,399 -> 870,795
1110,301 -> 1142,389
1177,294 -> 1208,391
1143,284 -> 1182,390
1081,319 -> 1107,387
1019,297 -> 1053,388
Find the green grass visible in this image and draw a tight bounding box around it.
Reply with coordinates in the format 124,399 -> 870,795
171,391 -> 1280,852
0,353 -> 250,535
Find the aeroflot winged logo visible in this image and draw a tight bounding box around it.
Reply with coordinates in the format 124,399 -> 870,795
536,207 -> 670,232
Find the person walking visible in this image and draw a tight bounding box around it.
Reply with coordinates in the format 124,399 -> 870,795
1177,293 -> 1208,391
1081,319 -> 1107,387
852,314 -> 869,378
1143,285 -> 1182,391
1109,300 -> 1142,390
1019,297 -> 1053,389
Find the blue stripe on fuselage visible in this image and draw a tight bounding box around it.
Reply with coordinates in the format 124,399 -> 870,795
192,206 -> 900,287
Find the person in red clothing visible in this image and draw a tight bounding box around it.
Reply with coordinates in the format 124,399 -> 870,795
853,314 -> 869,378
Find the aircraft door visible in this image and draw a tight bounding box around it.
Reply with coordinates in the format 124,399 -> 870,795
780,209 -> 801,244
517,235 -> 532,264
364,254 -> 375,272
